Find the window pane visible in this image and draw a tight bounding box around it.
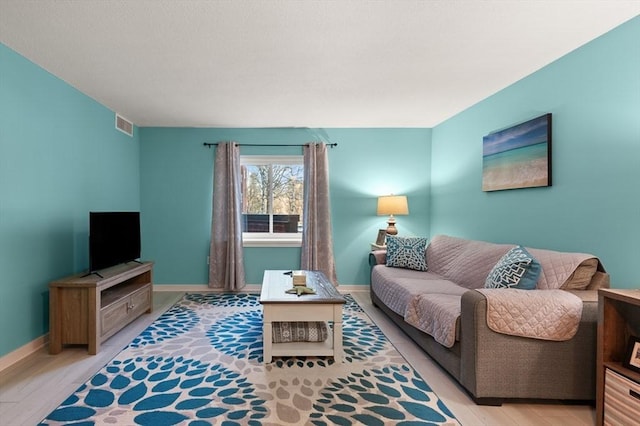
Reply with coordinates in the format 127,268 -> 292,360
242,164 -> 269,232
241,162 -> 304,234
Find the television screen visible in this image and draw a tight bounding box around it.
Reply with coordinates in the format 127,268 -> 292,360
89,212 -> 141,272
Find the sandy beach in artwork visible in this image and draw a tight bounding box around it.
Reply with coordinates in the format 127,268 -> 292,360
482,142 -> 549,191
482,114 -> 551,191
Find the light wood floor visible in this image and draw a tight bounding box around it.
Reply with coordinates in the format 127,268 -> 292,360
0,291 -> 596,425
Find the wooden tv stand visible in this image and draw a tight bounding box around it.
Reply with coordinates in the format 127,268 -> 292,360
49,261 -> 153,355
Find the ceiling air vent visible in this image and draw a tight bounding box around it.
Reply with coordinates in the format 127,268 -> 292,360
115,114 -> 134,137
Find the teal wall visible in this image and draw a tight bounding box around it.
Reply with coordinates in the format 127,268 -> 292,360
2,15 -> 638,360
0,44 -> 141,357
139,128 -> 431,285
430,16 -> 640,288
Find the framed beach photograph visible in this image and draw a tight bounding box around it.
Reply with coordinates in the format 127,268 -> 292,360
482,113 -> 552,192
375,229 -> 387,246
623,336 -> 640,373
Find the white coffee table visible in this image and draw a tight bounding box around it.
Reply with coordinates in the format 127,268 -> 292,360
259,270 -> 345,363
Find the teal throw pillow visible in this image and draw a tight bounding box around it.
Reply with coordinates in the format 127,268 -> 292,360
485,245 -> 541,290
386,236 -> 428,271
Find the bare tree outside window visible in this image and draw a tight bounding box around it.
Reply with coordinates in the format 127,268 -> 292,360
241,158 -> 304,235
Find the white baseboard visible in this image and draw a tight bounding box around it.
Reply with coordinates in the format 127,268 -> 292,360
153,284 -> 368,294
0,334 -> 48,373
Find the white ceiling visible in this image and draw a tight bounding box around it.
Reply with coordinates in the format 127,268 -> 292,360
1,1 -> 638,128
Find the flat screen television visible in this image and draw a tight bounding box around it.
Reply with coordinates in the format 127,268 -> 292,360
89,212 -> 141,272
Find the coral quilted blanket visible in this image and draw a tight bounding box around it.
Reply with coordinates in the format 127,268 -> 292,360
476,288 -> 583,340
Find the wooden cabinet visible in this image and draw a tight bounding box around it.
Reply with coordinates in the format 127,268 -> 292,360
596,289 -> 640,425
49,262 -> 153,355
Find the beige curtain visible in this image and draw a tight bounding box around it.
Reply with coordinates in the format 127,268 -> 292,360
301,143 -> 338,285
209,142 -> 245,290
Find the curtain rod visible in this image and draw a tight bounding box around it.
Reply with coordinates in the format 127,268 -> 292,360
203,142 -> 338,149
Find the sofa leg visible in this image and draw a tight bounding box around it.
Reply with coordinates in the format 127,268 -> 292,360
473,397 -> 503,406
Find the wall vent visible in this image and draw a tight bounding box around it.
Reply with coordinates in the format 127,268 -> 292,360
115,114 -> 134,137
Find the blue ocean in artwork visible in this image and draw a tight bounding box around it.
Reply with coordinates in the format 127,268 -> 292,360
482,115 -> 550,191
483,142 -> 547,169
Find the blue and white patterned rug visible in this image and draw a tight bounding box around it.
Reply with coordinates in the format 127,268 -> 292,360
39,293 -> 459,425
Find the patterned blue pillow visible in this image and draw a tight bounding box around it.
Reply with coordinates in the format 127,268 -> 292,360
485,245 -> 541,290
386,236 -> 428,271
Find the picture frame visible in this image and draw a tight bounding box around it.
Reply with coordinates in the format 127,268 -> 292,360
482,113 -> 552,192
623,335 -> 640,373
375,229 -> 387,246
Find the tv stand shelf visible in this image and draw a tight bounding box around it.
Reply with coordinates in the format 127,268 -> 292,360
49,261 -> 153,355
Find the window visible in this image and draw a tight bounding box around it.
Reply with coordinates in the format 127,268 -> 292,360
240,155 -> 304,247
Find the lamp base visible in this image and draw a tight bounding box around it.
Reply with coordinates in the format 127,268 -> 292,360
386,215 -> 398,235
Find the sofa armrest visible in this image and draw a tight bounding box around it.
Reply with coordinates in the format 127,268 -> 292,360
369,250 -> 387,267
459,289 -> 599,401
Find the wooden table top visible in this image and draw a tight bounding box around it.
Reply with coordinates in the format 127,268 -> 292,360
49,261 -> 154,289
259,270 -> 345,304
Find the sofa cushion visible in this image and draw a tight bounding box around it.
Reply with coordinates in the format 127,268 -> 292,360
426,235 -> 512,289
386,236 -> 428,271
477,288 -> 583,341
586,270 -> 610,290
485,245 -> 541,290
404,293 -> 461,348
526,248 -> 603,289
371,265 -> 467,317
561,258 -> 599,290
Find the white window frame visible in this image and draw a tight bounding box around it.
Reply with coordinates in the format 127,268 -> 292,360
240,155 -> 304,247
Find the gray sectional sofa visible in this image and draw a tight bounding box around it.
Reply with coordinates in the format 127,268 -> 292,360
369,234 -> 609,405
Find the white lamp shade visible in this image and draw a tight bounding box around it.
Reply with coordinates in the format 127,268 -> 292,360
377,195 -> 409,216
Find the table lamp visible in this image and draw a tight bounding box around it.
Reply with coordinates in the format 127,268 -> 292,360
377,195 -> 409,235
